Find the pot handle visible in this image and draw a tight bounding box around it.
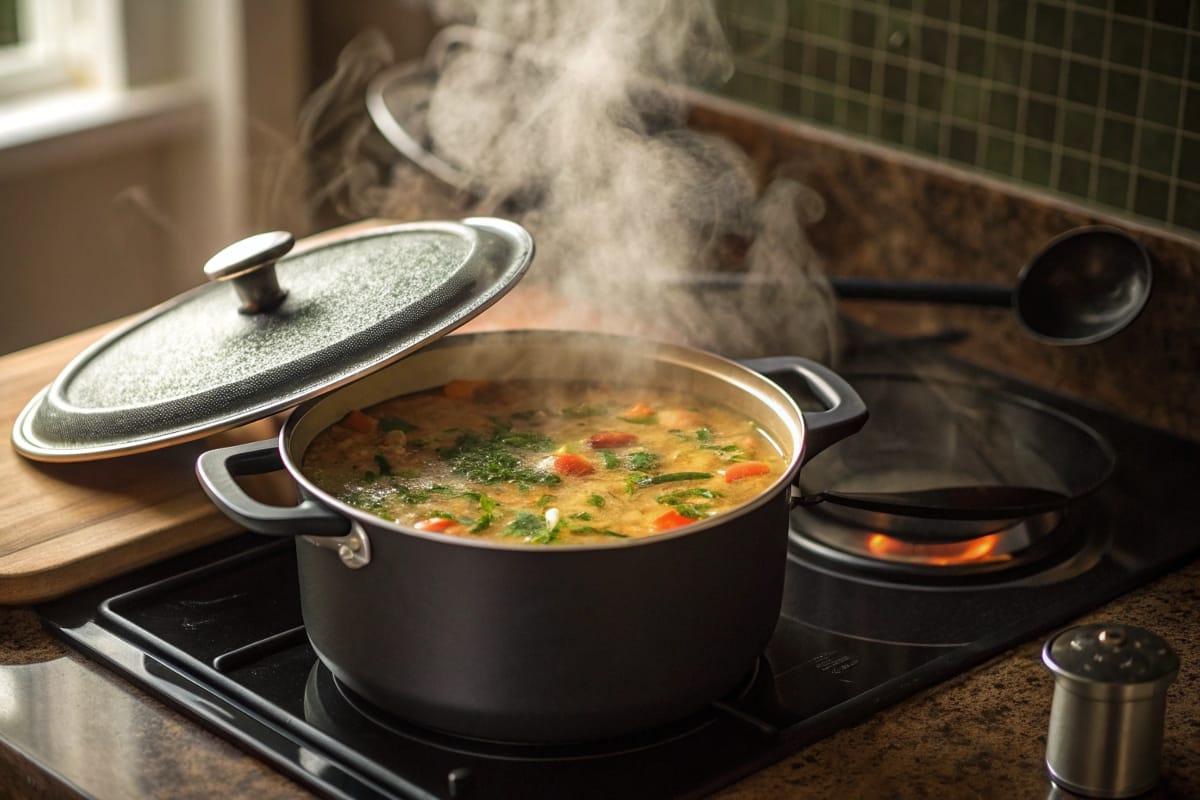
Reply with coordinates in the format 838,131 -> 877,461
196,438 -> 351,538
739,357 -> 868,465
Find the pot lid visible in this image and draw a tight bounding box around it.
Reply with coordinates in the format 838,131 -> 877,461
13,217 -> 534,461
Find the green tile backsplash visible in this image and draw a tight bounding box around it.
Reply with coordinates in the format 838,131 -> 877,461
717,0 -> 1200,238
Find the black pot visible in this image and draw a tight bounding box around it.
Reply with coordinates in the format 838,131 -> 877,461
196,329 -> 866,743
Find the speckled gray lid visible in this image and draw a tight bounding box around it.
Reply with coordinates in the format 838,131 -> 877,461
12,217 -> 534,461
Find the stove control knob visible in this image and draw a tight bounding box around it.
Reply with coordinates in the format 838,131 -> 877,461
1042,622 -> 1178,798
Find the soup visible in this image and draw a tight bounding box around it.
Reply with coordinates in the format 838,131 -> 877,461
302,378 -> 787,544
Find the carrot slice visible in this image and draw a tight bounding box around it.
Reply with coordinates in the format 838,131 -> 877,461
620,401 -> 656,421
414,517 -> 458,532
587,432 -> 638,449
551,453 -> 595,476
723,461 -> 771,483
443,379 -> 494,401
341,409 -> 378,434
652,509 -> 696,532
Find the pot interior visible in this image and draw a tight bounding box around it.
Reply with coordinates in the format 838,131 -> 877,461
283,329 -> 806,532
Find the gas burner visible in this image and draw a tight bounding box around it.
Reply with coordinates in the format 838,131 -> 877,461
305,658 -> 768,763
789,503 -> 1100,587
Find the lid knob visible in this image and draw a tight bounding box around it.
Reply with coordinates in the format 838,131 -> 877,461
203,231 -> 294,314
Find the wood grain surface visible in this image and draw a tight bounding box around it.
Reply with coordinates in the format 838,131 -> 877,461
0,223 -> 390,605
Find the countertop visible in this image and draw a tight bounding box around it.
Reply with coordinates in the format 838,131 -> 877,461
1,559 -> 1196,799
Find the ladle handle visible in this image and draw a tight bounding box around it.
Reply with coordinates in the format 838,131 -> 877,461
830,277 -> 1012,307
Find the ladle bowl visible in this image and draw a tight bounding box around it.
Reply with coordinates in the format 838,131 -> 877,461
829,225 -> 1153,346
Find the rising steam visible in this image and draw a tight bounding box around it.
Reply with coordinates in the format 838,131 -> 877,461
297,0 -> 839,360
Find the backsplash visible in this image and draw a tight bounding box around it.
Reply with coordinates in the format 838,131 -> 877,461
717,0 -> 1200,240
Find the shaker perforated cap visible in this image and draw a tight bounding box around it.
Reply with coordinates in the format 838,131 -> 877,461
1043,623 -> 1179,694
12,217 -> 534,461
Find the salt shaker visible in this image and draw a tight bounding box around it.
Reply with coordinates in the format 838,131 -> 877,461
1042,623 -> 1179,798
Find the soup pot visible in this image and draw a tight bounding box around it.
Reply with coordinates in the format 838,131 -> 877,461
196,329 -> 866,743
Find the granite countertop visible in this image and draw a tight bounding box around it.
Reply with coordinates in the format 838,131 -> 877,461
1,557 -> 1196,799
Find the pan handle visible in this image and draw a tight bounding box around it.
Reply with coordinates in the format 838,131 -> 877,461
196,438 -> 351,538
740,357 -> 868,465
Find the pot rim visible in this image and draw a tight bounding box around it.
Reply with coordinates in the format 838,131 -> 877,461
277,328 -> 808,552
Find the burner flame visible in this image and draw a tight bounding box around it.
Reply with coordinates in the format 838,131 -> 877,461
864,532 -> 1008,566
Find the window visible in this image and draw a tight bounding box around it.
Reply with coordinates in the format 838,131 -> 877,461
0,0 -> 116,100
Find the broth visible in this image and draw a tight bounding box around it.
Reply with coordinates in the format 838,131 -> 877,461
302,379 -> 786,544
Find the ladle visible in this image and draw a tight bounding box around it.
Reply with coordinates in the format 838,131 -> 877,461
828,225 -> 1153,346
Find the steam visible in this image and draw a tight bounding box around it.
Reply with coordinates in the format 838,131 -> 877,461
298,0 -> 839,360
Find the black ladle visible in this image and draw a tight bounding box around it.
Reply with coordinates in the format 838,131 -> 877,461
686,226 -> 1152,346
829,225 -> 1153,346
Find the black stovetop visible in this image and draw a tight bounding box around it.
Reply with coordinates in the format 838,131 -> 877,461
38,350 -> 1200,800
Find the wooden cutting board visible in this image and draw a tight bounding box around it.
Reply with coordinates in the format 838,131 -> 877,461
0,223 -> 387,605
0,323 -> 274,605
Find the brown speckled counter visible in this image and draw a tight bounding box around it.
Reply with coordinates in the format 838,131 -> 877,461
1,560 -> 1196,799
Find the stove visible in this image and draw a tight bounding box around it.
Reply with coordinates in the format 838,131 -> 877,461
38,347 -> 1200,800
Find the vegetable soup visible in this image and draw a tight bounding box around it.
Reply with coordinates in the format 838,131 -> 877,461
302,379 -> 787,544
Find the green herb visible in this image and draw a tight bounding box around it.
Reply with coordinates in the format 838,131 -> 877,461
626,450 -> 660,472
436,429 -> 560,485
510,409 -> 542,421
570,511 -> 593,521
362,470 -> 377,483
656,487 -> 721,502
373,454 -> 393,476
667,503 -> 707,518
391,484 -> 430,504
495,429 -> 554,450
561,404 -> 607,418
586,494 -> 606,508
619,413 -> 658,425
535,494 -> 556,508
696,427 -> 713,442
637,472 -> 713,486
601,451 -> 621,469
380,417 -> 417,432
503,511 -> 559,544
667,429 -> 691,441
570,526 -> 628,538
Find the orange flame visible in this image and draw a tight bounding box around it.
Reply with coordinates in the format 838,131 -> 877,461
865,532 -> 1005,565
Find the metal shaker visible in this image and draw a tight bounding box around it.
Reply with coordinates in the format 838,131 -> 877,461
1042,623 -> 1179,798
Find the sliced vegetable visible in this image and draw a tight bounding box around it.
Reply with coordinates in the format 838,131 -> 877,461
550,453 -> 595,476
443,379 -> 494,401
587,431 -> 639,449
637,472 -> 714,486
652,509 -> 697,532
414,517 -> 460,533
341,410 -> 378,434
722,461 -> 771,483
619,401 -> 657,424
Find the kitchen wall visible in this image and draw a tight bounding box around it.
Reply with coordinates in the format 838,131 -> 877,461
717,0 -> 1200,242
0,0 -> 308,356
